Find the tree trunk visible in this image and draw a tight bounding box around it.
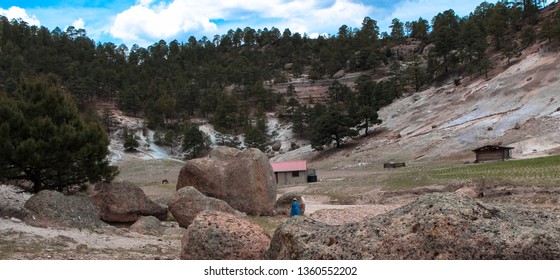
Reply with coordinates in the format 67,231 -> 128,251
32,174 -> 42,193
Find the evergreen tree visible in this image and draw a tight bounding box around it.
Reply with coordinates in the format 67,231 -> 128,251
0,77 -> 118,193
310,106 -> 358,149
244,125 -> 268,152
122,126 -> 139,152
487,2 -> 509,50
327,80 -> 351,108
213,93 -> 239,132
291,105 -> 309,139
390,18 -> 405,44
431,10 -> 460,73
357,17 -> 380,48
244,109 -> 269,152
182,124 -> 211,159
352,75 -> 383,135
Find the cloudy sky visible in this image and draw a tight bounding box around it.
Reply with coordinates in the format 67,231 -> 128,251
1,0 -> 498,47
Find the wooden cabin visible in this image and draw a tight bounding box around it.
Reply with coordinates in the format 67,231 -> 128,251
472,145 -> 514,163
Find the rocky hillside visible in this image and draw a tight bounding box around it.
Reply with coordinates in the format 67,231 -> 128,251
273,43 -> 560,167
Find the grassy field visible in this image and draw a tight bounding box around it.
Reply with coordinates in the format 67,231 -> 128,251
386,155 -> 560,190
115,158 -> 185,187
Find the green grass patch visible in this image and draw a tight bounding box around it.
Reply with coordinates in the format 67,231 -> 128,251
386,155 -> 560,190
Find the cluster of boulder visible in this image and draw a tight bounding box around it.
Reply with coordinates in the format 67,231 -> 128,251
22,181 -> 170,231
15,144 -> 560,260
268,192 -> 560,260
173,146 -> 278,259
16,146 -> 284,260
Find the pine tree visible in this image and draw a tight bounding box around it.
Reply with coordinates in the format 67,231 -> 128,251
182,124 -> 211,159
122,126 -> 139,152
0,77 -> 118,193
310,107 -> 358,149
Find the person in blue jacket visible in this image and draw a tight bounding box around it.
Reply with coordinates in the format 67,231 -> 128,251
290,197 -> 302,216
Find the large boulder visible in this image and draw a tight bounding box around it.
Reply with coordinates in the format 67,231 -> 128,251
129,216 -> 164,236
267,193 -> 560,260
92,181 -> 168,223
181,210 -> 271,260
274,192 -> 306,216
176,146 -> 276,215
24,190 -> 103,229
168,186 -> 240,228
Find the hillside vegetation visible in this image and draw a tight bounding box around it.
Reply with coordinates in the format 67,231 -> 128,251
1,1 -> 560,190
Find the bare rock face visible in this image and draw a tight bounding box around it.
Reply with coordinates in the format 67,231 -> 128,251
274,192 -> 306,216
24,190 -> 103,229
181,210 -> 271,260
92,181 -> 168,223
390,38 -> 424,58
168,186 -> 240,228
332,69 -> 345,79
129,216 -> 164,236
268,193 -> 560,260
176,146 -> 276,215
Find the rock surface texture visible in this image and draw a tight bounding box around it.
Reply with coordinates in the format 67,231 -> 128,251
267,193 -> 560,260
176,146 -> 276,215
92,181 -> 168,223
129,215 -> 164,236
168,186 -> 240,228
181,210 -> 271,260
24,190 -> 103,229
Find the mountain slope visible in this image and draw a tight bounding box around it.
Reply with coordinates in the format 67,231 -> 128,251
377,46 -> 560,160
274,44 -> 560,167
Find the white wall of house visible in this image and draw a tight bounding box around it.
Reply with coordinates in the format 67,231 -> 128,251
275,170 -> 308,185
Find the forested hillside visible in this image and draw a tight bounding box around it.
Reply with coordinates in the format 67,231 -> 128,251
1,1 -> 559,154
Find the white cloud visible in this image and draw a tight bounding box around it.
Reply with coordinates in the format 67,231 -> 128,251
71,18 -> 86,29
110,0 -> 219,44
109,0 -> 372,46
0,6 -> 40,26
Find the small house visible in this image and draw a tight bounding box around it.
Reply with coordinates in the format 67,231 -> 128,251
270,160 -> 308,185
472,145 -> 514,162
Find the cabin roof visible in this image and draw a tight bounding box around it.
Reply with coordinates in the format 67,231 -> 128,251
270,160 -> 307,172
472,145 -> 514,152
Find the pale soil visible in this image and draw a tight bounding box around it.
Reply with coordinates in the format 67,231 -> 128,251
0,217 -> 183,260
2,160 -> 560,259
0,167 -> 404,259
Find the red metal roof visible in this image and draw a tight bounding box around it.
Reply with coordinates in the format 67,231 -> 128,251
270,160 -> 307,172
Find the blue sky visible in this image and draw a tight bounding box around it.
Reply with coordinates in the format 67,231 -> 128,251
1,0 -> 497,48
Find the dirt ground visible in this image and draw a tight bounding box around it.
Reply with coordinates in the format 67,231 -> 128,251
3,160 -> 560,260
0,163 -> 407,260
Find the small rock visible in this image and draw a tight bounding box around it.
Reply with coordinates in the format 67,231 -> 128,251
76,244 -> 88,252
